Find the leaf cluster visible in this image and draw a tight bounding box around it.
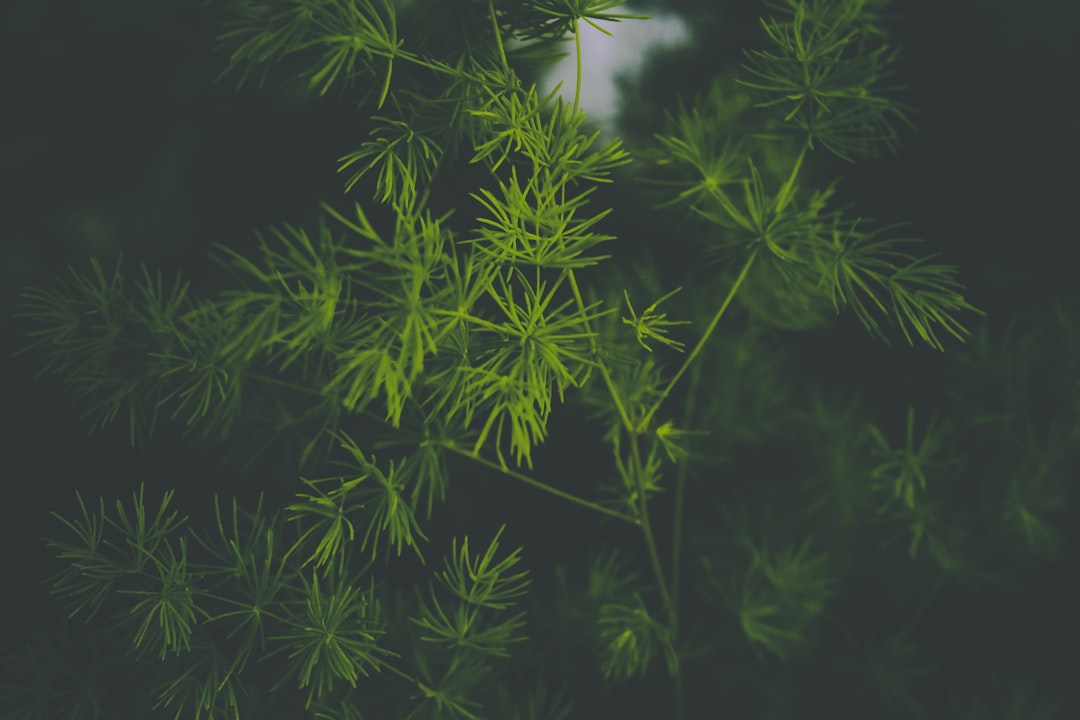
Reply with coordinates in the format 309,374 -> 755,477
503,0 -> 649,41
213,0 -> 402,104
740,0 -> 914,160
703,530 -> 834,662
645,71 -> 981,350
287,431 -> 428,567
14,0 -> 1069,718
34,476 -> 538,718
412,525 -> 531,657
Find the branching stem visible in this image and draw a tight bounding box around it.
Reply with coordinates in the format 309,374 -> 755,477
640,248 -> 760,433
441,441 -> 638,524
383,661 -> 486,720
566,269 -> 635,433
573,18 -> 583,114
629,435 -> 673,614
488,0 -> 509,72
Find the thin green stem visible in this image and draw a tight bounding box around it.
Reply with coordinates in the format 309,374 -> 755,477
665,364 -> 700,720
198,591 -> 291,627
625,432 -> 681,719
488,0 -> 509,72
671,469 -> 686,614
322,35 -> 397,58
670,360 -> 702,620
565,269 -> 635,433
440,441 -> 638,524
572,18 -> 583,113
639,248 -> 759,434
776,141 -> 809,215
382,662 -> 486,720
629,434 -> 673,615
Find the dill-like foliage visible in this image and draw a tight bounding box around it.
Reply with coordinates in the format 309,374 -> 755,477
9,1 -> 1071,719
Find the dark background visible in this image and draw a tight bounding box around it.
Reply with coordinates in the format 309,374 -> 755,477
2,0 -> 1077,717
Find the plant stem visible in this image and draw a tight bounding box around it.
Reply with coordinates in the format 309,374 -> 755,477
670,360 -> 702,619
565,268 -> 635,433
383,662 -> 486,720
440,441 -> 638,524
627,432 -> 682,719
488,0 -> 509,72
628,435 -> 673,609
639,248 -> 759,434
775,141 -> 809,215
666,364 -> 703,720
573,18 -> 583,114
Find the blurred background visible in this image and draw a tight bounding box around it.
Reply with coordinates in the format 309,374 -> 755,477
1,0 -> 1077,717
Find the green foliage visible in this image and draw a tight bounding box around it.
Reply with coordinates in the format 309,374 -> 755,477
468,93 -> 631,268
338,110 -> 444,212
507,0 -> 649,40
704,531 -> 834,661
868,407 -> 951,511
154,641 -> 245,720
124,536 -> 203,660
997,423 -> 1072,556
596,593 -> 679,681
838,626 -> 935,720
739,0 -> 914,160
216,0 -> 402,104
954,674 -> 1067,720
412,525 -> 530,657
16,260 -> 191,446
820,226 -> 981,351
553,546 -> 641,623
622,287 -> 690,353
287,432 -> 428,566
0,625 -> 121,720
9,1 -> 1072,719
267,572 -> 387,707
649,82 -> 750,211
47,485 -> 188,623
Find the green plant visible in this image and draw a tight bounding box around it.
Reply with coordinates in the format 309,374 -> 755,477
6,0 -> 1075,718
